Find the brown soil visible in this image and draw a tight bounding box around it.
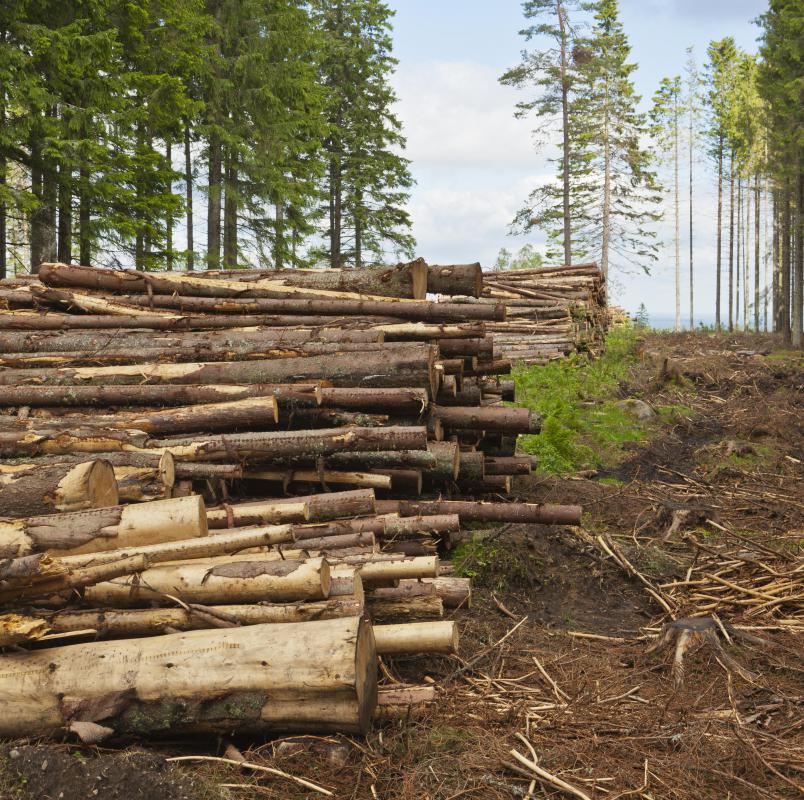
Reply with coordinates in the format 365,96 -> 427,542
1,332 -> 801,800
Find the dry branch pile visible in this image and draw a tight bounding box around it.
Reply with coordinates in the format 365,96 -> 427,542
438,263 -> 608,364
0,259 -> 582,742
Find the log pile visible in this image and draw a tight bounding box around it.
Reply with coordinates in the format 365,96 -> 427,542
436,263 -> 607,364
0,259 -> 583,741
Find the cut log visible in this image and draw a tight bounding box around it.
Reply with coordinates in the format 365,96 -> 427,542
206,489 -> 376,529
484,456 -> 533,476
292,517 -> 388,541
326,441 -> 460,480
0,617 -> 377,736
374,499 -> 583,525
376,322 -> 486,340
463,360 -> 512,377
436,385 -> 482,407
0,383 -> 322,409
175,463 -> 243,480
456,451 -> 485,481
0,427 -> 151,457
0,345 -> 439,394
438,337 -> 494,360
382,514 -> 461,539
431,405 -> 541,434
375,686 -> 436,720
58,525 -> 295,568
0,459 -> 118,517
366,595 -> 444,623
370,577 -> 471,609
292,531 -> 375,552
282,408 -> 389,429
372,469 -> 422,495
428,263 -> 483,297
246,468 -> 391,491
83,557 -> 331,606
0,495 -> 207,558
43,598 -> 364,637
373,621 -> 458,655
457,476 -> 512,494
152,426 -> 427,464
34,278 -> 505,321
0,327 -> 383,353
319,387 -> 428,414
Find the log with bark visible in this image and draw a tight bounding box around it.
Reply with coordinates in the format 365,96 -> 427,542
366,595 -> 444,623
0,495 -> 207,558
0,383 -> 322,409
0,345 -> 440,394
0,617 -> 377,737
0,459 -> 118,517
428,263 -> 483,297
374,499 -> 582,525
245,468 -> 391,492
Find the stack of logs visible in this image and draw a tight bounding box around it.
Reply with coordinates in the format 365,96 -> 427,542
438,262 -> 607,364
0,258 -> 581,741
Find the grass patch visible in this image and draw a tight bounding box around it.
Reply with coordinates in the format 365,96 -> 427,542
513,325 -> 650,474
453,537 -> 527,591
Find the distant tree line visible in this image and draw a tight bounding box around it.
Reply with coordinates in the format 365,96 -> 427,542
503,0 -> 802,346
0,0 -> 414,277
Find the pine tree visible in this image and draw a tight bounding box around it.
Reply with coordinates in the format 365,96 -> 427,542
684,46 -> 703,330
650,76 -> 683,331
705,38 -> 738,331
501,0 -> 579,264
568,0 -> 662,281
312,0 -> 414,268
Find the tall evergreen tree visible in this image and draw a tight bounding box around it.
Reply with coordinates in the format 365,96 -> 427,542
705,37 -> 738,331
684,46 -> 702,330
312,0 -> 414,268
650,76 -> 683,331
568,0 -> 661,280
501,0 -> 579,264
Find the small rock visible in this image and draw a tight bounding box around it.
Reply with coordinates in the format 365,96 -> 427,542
615,398 -> 655,420
8,749 -> 20,760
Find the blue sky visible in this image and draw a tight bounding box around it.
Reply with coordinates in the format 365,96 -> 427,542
387,0 -> 767,318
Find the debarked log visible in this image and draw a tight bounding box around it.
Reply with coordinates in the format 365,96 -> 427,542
0,617 -> 377,737
373,621 -> 458,655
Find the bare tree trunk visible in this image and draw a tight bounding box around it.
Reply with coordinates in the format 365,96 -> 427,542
715,138 -> 723,331
165,139 -> 173,271
274,202 -> 284,270
764,177 -> 770,331
744,179 -> 750,331
330,156 -> 342,269
29,135 -> 44,272
600,79 -> 611,283
78,119 -> 91,267
557,0 -> 572,266
728,152 -> 735,331
754,177 -> 760,332
781,182 -> 791,343
0,77 -> 5,278
184,121 -> 194,270
206,132 -> 222,270
736,177 -> 741,328
674,104 -> 681,332
223,154 -> 237,268
794,169 -> 803,349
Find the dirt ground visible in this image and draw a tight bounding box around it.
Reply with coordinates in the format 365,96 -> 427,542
1,332 -> 801,800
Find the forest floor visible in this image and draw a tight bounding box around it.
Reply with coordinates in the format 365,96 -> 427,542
0,331 -> 801,800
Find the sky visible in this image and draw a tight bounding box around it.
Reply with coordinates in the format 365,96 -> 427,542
386,0 -> 767,319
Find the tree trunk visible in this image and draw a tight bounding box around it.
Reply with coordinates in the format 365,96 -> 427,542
794,169 -> 803,349
320,387 -> 429,414
371,576 -> 471,609
366,595 -> 444,623
85,556 -> 331,606
781,183 -> 791,343
0,383 -> 319,409
184,122 -> 194,270
0,617 -> 377,737
324,441 -> 460,480
374,499 -> 582,525
223,156 -> 237,268
78,160 -> 91,267
0,347 -> 438,394
728,151 -> 735,331
427,264 -> 483,298
29,136 -> 44,272
206,132 -> 222,270
431,405 -> 540,434
689,99 -> 694,330
754,177 -> 761,332
600,79 -> 611,282
484,456 -> 533,475
373,621 -> 457,655
0,91 -> 5,280
764,177 -> 770,331
715,138 -> 723,330
744,180 -> 750,330
0,495 -> 206,558
330,155 -> 342,269
57,162 -> 72,264
44,597 -> 363,637
557,0 -> 572,265
0,460 -> 118,517
165,139 -> 173,271
674,105 -> 680,332
736,177 -> 742,326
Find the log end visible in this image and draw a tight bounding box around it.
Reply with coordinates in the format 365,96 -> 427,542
88,459 -> 120,509
355,616 -> 379,735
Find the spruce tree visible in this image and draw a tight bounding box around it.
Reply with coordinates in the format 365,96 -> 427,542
501,0 -> 580,264
312,0 -> 414,268
568,0 -> 662,280
684,46 -> 703,330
